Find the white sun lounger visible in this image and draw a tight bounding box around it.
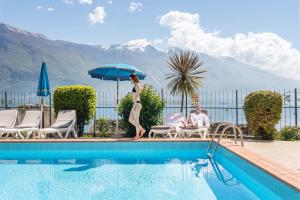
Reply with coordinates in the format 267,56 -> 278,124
149,113 -> 185,138
180,110 -> 209,138
0,110 -> 18,138
39,110 -> 77,139
181,126 -> 209,138
0,110 -> 42,139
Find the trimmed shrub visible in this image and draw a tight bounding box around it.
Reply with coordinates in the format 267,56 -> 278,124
95,117 -> 113,137
118,85 -> 165,137
244,91 -> 282,140
53,85 -> 96,136
278,126 -> 300,140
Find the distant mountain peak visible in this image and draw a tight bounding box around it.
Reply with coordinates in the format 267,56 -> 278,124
96,43 -> 162,53
116,44 -> 152,52
0,23 -> 47,39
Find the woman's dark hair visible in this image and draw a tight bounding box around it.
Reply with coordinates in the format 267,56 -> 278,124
130,73 -> 140,83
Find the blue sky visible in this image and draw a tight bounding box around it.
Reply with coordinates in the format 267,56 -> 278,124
0,0 -> 300,79
0,0 -> 299,49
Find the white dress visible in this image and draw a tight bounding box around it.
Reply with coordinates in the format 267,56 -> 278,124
129,83 -> 142,132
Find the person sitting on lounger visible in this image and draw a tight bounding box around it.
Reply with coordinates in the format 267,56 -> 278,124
184,106 -> 210,128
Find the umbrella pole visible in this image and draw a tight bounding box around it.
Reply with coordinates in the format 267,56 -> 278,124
40,97 -> 44,128
115,78 -> 119,136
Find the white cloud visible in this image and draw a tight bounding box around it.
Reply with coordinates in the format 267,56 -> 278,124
108,0 -> 113,4
62,0 -> 74,4
36,6 -> 42,10
159,11 -> 300,80
128,2 -> 143,13
120,38 -> 164,51
79,0 -> 93,5
122,38 -> 151,51
88,6 -> 106,24
47,7 -> 55,12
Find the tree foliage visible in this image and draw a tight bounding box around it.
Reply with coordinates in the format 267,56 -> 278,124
118,85 -> 165,137
166,50 -> 205,112
244,91 -> 282,140
54,85 -> 96,136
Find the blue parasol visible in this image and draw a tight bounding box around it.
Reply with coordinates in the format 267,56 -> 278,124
88,63 -> 146,134
37,62 -> 50,97
88,63 -> 146,81
37,62 -> 50,128
88,63 -> 146,104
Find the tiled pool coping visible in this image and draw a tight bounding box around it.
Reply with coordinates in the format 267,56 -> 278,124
0,138 -> 299,191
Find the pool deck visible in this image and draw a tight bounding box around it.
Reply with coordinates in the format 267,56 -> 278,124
220,139 -> 300,191
243,140 -> 300,171
0,138 -> 299,191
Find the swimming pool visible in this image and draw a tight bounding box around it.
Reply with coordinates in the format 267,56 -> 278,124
0,142 -> 298,200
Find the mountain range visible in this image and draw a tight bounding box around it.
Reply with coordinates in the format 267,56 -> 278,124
0,22 -> 299,92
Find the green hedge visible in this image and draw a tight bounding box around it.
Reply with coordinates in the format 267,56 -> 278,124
95,117 -> 113,137
118,85 -> 165,137
277,126 -> 300,140
244,91 -> 282,140
53,85 -> 96,136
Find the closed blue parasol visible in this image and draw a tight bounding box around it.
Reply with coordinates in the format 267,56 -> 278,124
37,62 -> 50,97
88,63 -> 146,135
37,62 -> 50,128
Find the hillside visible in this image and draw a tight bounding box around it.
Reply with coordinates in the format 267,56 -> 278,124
0,23 -> 299,92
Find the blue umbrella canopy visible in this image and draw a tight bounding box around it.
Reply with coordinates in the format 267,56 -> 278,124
37,62 -> 50,97
88,63 -> 146,81
88,63 -> 146,135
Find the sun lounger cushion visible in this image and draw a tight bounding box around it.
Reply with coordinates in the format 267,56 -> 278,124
0,110 -> 17,128
15,124 -> 34,128
15,111 -> 41,128
50,120 -> 73,128
151,125 -> 175,129
181,127 -> 199,130
50,110 -> 76,129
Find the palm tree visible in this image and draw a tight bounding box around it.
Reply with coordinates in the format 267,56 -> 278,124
166,50 -> 206,112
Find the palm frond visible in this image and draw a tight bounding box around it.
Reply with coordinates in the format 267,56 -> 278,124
165,50 -> 206,98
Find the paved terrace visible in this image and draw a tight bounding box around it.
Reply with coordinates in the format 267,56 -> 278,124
243,140 -> 300,171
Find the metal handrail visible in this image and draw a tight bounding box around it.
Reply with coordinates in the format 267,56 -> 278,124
207,121 -> 244,158
209,158 -> 239,186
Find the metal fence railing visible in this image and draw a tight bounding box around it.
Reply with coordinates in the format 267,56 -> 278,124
1,88 -> 299,135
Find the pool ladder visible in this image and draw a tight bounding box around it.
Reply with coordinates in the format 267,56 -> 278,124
209,158 -> 239,186
207,122 -> 244,158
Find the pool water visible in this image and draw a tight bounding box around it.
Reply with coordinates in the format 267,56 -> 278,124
0,142 -> 299,200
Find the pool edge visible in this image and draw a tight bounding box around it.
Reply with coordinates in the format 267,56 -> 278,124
219,140 -> 300,192
0,138 -> 211,143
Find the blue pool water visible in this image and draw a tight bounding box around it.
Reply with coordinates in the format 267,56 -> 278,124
0,142 -> 299,200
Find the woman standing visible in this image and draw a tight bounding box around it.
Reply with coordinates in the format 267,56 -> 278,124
129,73 -> 145,139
